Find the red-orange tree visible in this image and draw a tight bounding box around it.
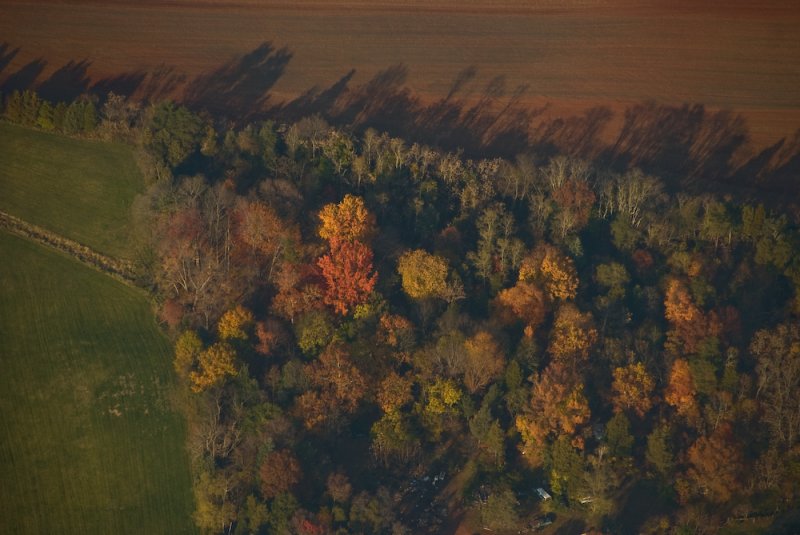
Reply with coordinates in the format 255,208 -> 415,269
317,238 -> 378,315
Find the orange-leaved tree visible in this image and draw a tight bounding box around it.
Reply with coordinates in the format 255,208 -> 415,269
665,358 -> 698,420
234,199 -> 299,281
317,238 -> 378,315
494,281 -> 547,337
462,331 -> 506,394
611,362 -> 655,418
377,372 -> 414,414
318,194 -> 374,243
518,243 -> 579,301
270,262 -> 324,323
686,423 -> 744,503
663,278 -> 721,354
515,361 -> 590,465
377,313 -> 414,349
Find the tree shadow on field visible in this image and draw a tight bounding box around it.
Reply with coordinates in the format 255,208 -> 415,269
409,71 -> 540,158
185,41 -> 292,123
262,61 -> 800,204
138,64 -> 187,102
529,104 -> 614,160
282,63 -> 540,159
0,58 -> 46,93
92,71 -> 147,99
730,129 -> 800,199
329,64 -> 417,131
270,68 -> 356,122
0,43 -> 20,79
587,101 -> 800,204
601,102 -> 748,183
36,59 -> 91,102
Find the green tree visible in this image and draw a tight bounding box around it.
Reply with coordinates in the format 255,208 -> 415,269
62,101 -> 82,134
82,100 -> 98,132
21,90 -> 41,126
481,487 -> 519,531
36,100 -> 54,130
143,101 -> 203,168
605,412 -> 634,459
470,404 -> 505,467
549,435 -> 585,503
267,492 -> 299,534
294,310 -> 334,356
646,424 -> 674,479
595,262 -> 630,302
52,101 -> 67,131
4,90 -> 22,123
174,330 -> 203,379
193,468 -> 237,534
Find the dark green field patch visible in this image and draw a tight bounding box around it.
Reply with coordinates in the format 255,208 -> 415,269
0,122 -> 143,259
0,231 -> 194,534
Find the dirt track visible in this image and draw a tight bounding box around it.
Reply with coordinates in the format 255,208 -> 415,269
1,0 -> 799,188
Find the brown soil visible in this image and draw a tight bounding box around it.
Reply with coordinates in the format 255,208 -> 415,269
1,1 -> 798,193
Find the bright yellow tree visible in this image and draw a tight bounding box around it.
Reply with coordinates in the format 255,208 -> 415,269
548,303 -> 597,364
318,194 -> 373,243
397,249 -> 449,300
190,342 -> 238,392
217,305 -> 254,340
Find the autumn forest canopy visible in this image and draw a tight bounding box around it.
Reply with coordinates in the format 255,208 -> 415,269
2,68 -> 800,534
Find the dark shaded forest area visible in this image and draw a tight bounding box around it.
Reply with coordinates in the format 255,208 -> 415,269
3,52 -> 800,534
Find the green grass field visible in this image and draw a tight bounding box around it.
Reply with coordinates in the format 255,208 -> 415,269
0,122 -> 143,259
0,230 -> 195,534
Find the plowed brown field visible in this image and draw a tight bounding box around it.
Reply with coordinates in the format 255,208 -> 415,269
2,0 -> 799,189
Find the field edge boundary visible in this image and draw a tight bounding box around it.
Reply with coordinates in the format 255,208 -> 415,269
0,210 -> 138,287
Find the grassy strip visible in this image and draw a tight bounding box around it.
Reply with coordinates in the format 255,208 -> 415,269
0,121 -> 144,259
0,230 -> 195,534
